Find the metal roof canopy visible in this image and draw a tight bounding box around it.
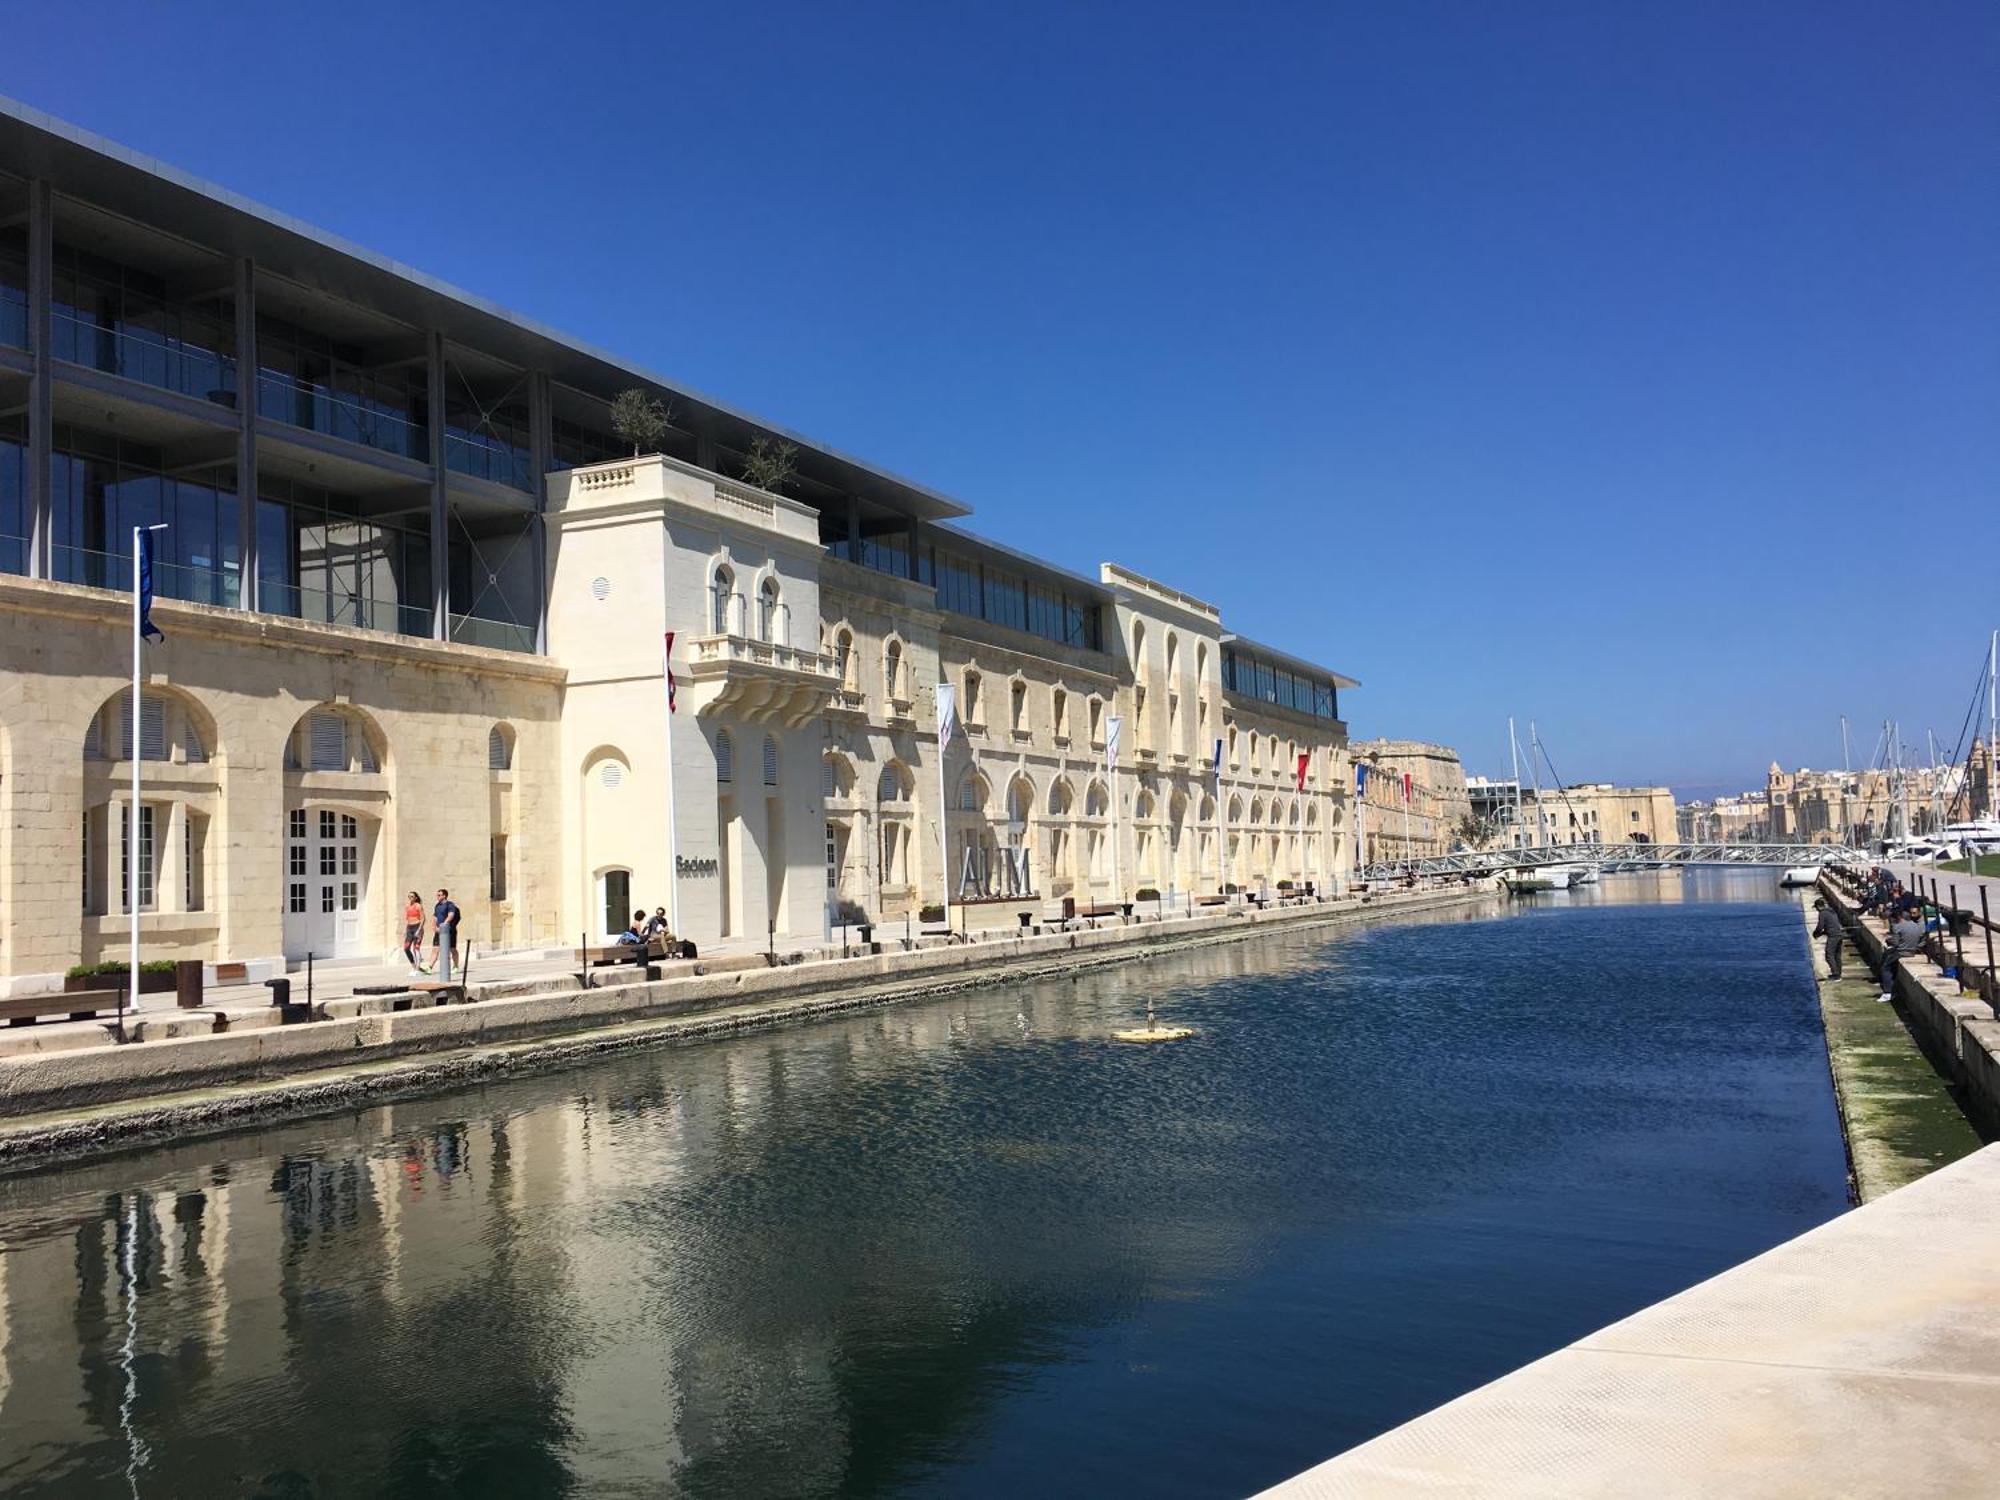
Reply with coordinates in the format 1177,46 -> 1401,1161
0,95 -> 971,525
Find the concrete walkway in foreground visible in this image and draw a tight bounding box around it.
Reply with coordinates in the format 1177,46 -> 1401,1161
1259,1143 -> 2000,1499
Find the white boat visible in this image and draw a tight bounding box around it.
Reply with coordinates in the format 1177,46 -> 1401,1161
1503,865 -> 1571,893
1885,839 -> 1953,865
1779,866 -> 1821,887
1933,819 -> 2000,857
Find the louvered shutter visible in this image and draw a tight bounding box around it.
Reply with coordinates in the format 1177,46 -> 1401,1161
309,712 -> 347,771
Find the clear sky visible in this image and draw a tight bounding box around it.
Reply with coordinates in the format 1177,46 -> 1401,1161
8,1 -> 1995,798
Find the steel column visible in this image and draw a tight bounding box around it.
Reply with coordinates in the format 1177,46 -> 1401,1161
427,330 -> 448,641
528,369 -> 551,655
234,256 -> 258,611
24,179 -> 52,579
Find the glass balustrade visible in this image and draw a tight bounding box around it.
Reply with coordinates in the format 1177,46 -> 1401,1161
257,370 -> 426,461
50,310 -> 239,407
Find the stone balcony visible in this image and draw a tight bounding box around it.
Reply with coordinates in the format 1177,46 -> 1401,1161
684,633 -> 839,725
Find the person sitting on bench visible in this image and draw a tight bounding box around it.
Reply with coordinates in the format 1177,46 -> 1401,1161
615,911 -> 648,946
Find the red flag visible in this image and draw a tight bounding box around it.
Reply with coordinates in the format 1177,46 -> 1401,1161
1402,772 -> 1413,803
663,631 -> 678,713
1295,752 -> 1309,792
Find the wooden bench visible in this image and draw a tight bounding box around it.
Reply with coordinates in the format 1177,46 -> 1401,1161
576,937 -> 673,968
2,990 -> 121,1026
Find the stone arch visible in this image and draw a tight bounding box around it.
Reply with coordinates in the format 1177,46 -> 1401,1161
83,683 -> 220,765
877,758 -> 914,802
823,749 -> 856,800
1047,776 -> 1075,817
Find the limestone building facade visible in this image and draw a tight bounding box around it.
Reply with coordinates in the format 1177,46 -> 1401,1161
1350,739 -> 1469,864
0,105 -> 1358,995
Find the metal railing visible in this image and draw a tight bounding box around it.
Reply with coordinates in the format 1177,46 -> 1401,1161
257,371 -> 426,460
261,579 -> 430,638
51,310 -> 238,406
1364,842 -> 1867,880
444,430 -> 534,492
448,612 -> 537,653
51,543 -> 241,607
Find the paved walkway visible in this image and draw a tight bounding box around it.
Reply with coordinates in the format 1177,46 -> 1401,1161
1258,1144 -> 2000,1498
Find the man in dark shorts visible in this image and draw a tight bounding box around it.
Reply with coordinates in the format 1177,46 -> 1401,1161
433,888 -> 462,982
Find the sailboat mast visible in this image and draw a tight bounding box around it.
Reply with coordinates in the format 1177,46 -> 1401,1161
1989,629 -> 1998,821
1508,717 -> 1522,848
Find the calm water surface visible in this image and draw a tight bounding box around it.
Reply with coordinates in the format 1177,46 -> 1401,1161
0,872 -> 1845,1498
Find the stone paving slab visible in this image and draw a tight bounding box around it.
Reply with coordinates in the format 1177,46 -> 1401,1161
1258,1144 -> 2000,1499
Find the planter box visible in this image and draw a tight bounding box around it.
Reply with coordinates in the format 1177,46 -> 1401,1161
65,970 -> 175,996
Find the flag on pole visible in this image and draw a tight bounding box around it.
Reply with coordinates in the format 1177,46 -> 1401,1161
1105,715 -> 1123,772
936,682 -> 959,752
1212,738 -> 1224,788
137,529 -> 165,642
1355,763 -> 1367,796
1295,752 -> 1310,792
662,631 -> 678,713
1403,772 -> 1414,803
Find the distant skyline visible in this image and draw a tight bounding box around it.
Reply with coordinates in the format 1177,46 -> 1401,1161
8,1 -> 1994,792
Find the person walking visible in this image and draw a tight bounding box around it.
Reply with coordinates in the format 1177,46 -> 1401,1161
1811,897 -> 1845,981
401,890 -> 429,975
432,887 -> 462,983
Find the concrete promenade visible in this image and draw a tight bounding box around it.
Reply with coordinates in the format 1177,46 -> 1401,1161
1259,1143 -> 2000,1498
0,885 -> 1491,1165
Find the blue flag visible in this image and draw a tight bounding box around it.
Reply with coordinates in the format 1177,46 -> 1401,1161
137,530 -> 165,642
1211,738 -> 1223,786
1355,763 -> 1366,794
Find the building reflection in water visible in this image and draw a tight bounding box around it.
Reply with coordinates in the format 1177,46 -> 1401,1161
0,877 -> 1828,1498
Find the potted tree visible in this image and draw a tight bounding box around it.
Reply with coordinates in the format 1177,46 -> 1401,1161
610,389 -> 672,455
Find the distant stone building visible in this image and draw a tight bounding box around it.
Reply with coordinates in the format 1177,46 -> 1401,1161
1351,740 -> 1469,864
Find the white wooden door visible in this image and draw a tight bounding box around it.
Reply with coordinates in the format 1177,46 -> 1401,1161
283,809 -> 368,959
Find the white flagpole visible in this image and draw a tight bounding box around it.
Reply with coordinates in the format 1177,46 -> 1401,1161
1354,768 -> 1366,880
1106,717 -> 1123,908
127,523 -> 166,1037
128,529 -> 141,1037
937,718 -> 952,940
662,634 -> 681,941
1218,754 -> 1229,901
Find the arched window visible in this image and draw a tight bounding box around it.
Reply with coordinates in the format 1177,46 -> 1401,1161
1134,790 -> 1155,821
758,576 -> 781,643
85,689 -> 213,764
1008,776 -> 1034,825
1010,679 -> 1027,733
488,724 -> 514,771
878,760 -> 911,802
1052,687 -> 1068,739
964,669 -> 983,725
1089,696 -> 1104,744
958,771 -> 986,813
1086,781 -> 1110,818
284,706 -> 381,774
1227,725 -> 1238,765
716,730 -> 733,784
1166,632 -> 1179,681
762,735 -> 779,786
834,628 -> 856,690
711,566 -> 734,633
1048,779 -> 1074,817
1131,619 -> 1146,671
884,639 -> 904,700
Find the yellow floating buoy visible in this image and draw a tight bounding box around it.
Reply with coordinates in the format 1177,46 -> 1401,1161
1111,1000 -> 1196,1043
1112,1023 -> 1196,1043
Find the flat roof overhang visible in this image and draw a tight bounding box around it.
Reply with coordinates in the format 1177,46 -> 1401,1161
0,95 -> 970,526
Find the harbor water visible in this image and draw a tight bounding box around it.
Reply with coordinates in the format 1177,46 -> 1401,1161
0,872 -> 1848,1498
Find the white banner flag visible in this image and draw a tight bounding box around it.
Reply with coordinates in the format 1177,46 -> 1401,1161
1105,714 -> 1123,771
936,682 -> 959,752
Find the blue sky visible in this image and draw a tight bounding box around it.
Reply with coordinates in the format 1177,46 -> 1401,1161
8,1 -> 1995,797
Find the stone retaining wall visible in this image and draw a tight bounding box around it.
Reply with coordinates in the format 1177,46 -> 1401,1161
1821,880 -> 2000,1138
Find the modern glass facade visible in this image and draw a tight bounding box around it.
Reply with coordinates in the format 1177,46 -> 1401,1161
42,427 -> 242,605
0,417 -> 25,575
258,473 -> 430,637
445,387 -> 533,491
854,534 -> 1105,653
50,242 -> 236,406
1222,647 -> 1341,721
550,412 -> 624,472
0,227 -> 26,349
256,314 -> 426,460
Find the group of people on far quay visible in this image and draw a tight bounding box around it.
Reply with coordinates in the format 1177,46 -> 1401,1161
1813,867 -> 1930,1004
